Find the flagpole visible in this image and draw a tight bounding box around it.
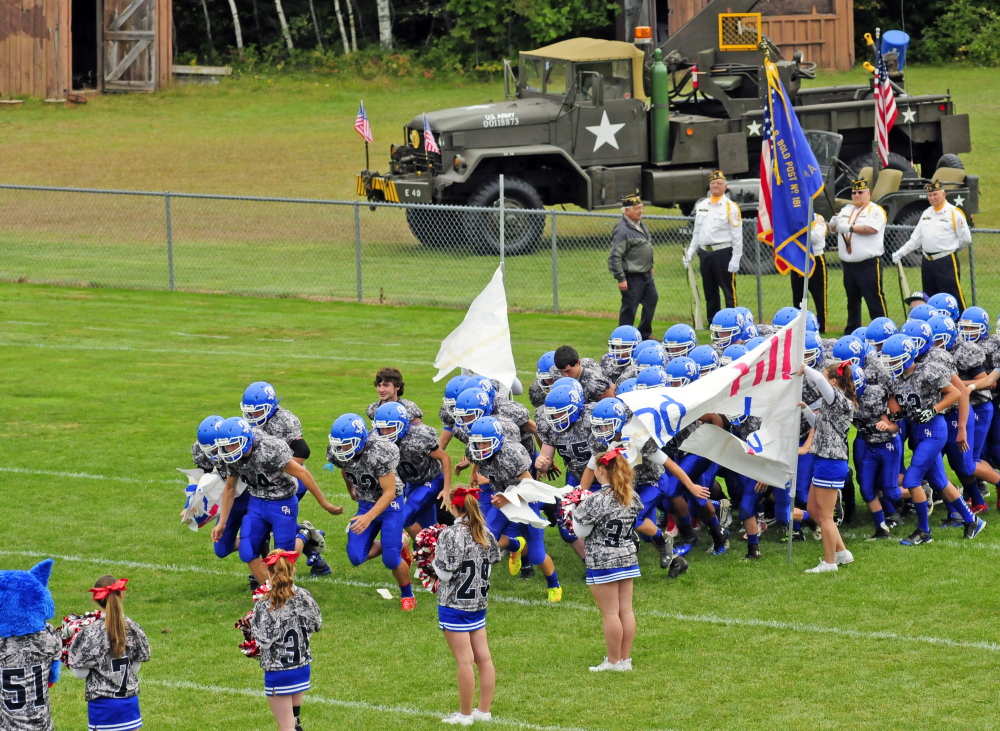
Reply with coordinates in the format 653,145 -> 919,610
365,141 -> 369,171
871,29 -> 883,188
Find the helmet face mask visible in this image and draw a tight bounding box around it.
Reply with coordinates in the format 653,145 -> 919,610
608,326 -> 641,364
216,417 -> 255,464
240,382 -> 278,427
197,415 -> 225,462
663,324 -> 696,358
832,336 -> 864,366
710,309 -> 745,348
928,293 -> 960,320
958,307 -> 989,343
689,345 -> 719,376
469,416 -> 504,460
373,402 -> 409,443
329,414 -> 369,462
804,332 -> 822,368
880,335 -> 916,379
665,357 -> 699,387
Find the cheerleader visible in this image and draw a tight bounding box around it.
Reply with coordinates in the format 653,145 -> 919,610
251,551 -> 322,731
573,447 -> 643,671
433,486 -> 501,726
68,576 -> 151,731
801,362 -> 858,573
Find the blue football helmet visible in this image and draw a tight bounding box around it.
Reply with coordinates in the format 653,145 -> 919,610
744,336 -> 766,352
632,339 -> 663,364
328,413 -> 370,462
443,375 -> 470,412
901,319 -> 933,355
536,352 -> 557,390
663,323 -> 697,358
468,416 -> 504,460
742,323 -> 760,341
909,303 -> 936,322
216,417 -> 255,464
665,357 -> 699,387
552,377 -> 584,401
851,363 -> 867,396
464,376 -> 496,408
851,327 -> 873,358
772,306 -> 800,328
689,345 -> 720,376
720,344 -> 747,365
928,315 -> 958,350
635,366 -> 668,390
832,336 -> 865,366
197,415 -> 225,461
928,293 -> 960,320
865,317 -> 897,350
544,384 -> 584,432
591,397 -> 628,441
804,331 -> 823,367
710,308 -> 745,348
372,402 -> 410,442
240,381 -> 279,427
454,388 -> 493,426
608,326 -> 642,365
880,334 -> 916,379
616,378 -> 638,395
635,343 -> 668,371
958,307 -> 989,343
735,306 -> 754,325
805,311 -> 819,332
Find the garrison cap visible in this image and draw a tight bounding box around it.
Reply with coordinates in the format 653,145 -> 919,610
904,291 -> 929,305
620,191 -> 642,207
709,170 -> 726,182
851,178 -> 869,192
925,179 -> 943,192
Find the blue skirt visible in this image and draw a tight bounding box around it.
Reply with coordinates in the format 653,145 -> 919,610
438,605 -> 487,632
585,564 -> 640,585
88,696 -> 142,731
812,457 -> 849,490
264,664 -> 311,696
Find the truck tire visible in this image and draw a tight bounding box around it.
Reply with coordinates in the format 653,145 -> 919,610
405,206 -> 464,249
847,151 -> 915,178
935,153 -> 964,171
463,177 -> 545,256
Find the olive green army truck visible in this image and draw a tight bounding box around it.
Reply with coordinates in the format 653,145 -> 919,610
357,0 -> 977,255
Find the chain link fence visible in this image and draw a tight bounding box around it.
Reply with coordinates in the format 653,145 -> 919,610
1,183 -> 994,333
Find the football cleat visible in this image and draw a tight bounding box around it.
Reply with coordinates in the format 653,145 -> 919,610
868,525 -> 892,540
667,556 -> 689,578
307,553 -> 331,577
964,517 -> 986,539
248,574 -> 260,593
970,503 -> 988,515
654,534 -> 673,569
400,596 -> 417,611
742,544 -> 762,561
717,499 -> 732,530
298,521 -> 326,553
900,529 -> 933,546
508,538 -> 525,575
884,513 -> 903,528
779,529 -> 806,543
547,586 -> 563,602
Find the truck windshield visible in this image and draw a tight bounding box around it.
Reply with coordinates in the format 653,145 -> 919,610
574,60 -> 632,100
520,57 -> 568,97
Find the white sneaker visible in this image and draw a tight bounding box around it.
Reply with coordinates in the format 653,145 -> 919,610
589,658 -> 617,672
804,560 -> 838,574
472,710 -> 492,722
442,712 -> 474,726
614,658 -> 633,671
835,549 -> 854,565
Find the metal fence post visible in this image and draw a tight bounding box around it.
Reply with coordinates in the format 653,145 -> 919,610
354,202 -> 362,303
498,175 -> 505,280
968,235 -> 978,307
754,227 -> 763,322
551,211 -> 559,314
165,191 -> 174,291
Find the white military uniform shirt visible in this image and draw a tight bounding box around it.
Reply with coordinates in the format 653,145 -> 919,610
810,213 -> 828,256
893,201 -> 971,261
686,194 -> 742,269
833,201 -> 886,262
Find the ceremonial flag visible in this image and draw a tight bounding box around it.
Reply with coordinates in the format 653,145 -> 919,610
756,96 -> 774,248
618,314 -> 806,487
422,113 -> 440,155
433,266 -> 517,389
354,101 -> 373,143
874,46 -> 898,168
757,56 -> 824,277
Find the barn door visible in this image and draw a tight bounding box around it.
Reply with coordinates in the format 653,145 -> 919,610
102,0 -> 156,91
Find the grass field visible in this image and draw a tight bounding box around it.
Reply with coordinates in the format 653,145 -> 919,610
4,282 -> 1000,731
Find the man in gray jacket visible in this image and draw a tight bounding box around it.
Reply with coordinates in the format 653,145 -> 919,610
608,191 -> 658,339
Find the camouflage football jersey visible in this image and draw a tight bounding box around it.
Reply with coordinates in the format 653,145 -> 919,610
67,617 -> 150,702
395,423 -> 442,485
527,379 -> 548,409
893,355 -> 953,421
251,587 -> 322,672
261,406 -> 303,442
549,358 -> 612,403
573,486 -> 643,570
328,434 -> 403,502
366,398 -> 424,422
615,363 -> 639,387
854,383 -> 894,445
598,353 -> 630,384
980,333 -> 1000,403
467,441 -> 532,491
756,323 -> 776,337
728,415 -> 762,443
493,398 -> 535,453
439,404 -> 456,431
918,348 -> 958,414
536,403 -> 595,481
863,351 -> 893,392
228,430 -> 297,500
191,441 -> 215,473
587,433 -> 664,485
0,627 -> 61,731
953,340 -> 989,406
433,521 -> 501,612
800,377 -> 822,441
809,389 -> 855,460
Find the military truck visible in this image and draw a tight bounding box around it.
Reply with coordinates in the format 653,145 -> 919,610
357,0 -> 977,255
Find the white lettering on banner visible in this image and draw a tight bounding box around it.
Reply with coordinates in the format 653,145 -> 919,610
483,113 -> 520,128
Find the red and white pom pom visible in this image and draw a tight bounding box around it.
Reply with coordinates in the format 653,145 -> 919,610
413,524 -> 446,593
557,488 -> 591,538
233,583 -> 270,659
59,611 -> 103,667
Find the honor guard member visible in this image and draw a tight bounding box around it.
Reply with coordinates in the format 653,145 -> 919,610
830,178 -> 888,332
790,214 -> 830,333
683,171 -> 742,321
891,180 -> 971,309
608,191 -> 658,340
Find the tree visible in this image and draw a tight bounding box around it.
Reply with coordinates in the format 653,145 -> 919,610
225,0 -> 245,58
274,0 -> 294,49
308,0 -> 325,50
332,0 -> 351,53
378,0 -> 393,49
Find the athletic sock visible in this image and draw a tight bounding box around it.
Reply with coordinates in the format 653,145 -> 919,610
651,531 -> 665,546
872,509 -> 885,529
801,510 -> 810,523
708,516 -> 720,529
544,570 -> 560,589
964,480 -> 985,506
915,500 -> 930,533
948,497 -> 976,524
747,533 -> 759,546
710,500 -> 721,513
792,520 -> 802,532
509,536 -> 524,554
882,497 -> 898,516
399,583 -> 414,599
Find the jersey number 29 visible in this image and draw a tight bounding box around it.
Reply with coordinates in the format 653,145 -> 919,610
456,559 -> 491,600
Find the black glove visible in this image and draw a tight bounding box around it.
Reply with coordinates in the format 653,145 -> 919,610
544,464 -> 562,480
916,408 -> 938,424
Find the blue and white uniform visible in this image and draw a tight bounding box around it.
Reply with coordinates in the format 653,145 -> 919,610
433,520 -> 501,631
804,366 -> 855,490
251,587 -> 322,696
573,487 -> 643,584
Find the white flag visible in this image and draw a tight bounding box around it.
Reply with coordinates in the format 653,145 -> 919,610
618,314 -> 806,487
433,266 -> 517,389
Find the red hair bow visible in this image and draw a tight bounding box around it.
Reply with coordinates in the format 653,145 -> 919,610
451,486 -> 481,506
89,578 -> 128,601
837,361 -> 849,377
598,447 -> 625,466
263,551 -> 299,567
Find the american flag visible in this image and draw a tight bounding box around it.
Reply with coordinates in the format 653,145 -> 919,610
756,89 -> 774,249
422,113 -> 440,154
354,101 -> 372,143
874,46 -> 897,167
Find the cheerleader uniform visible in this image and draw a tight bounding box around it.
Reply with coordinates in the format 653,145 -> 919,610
572,486 -> 643,584
0,627 -> 61,731
804,366 -> 855,492
433,519 -> 501,631
251,587 -> 322,696
68,617 -> 151,731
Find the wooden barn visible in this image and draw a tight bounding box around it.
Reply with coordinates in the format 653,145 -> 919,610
0,0 -> 172,98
